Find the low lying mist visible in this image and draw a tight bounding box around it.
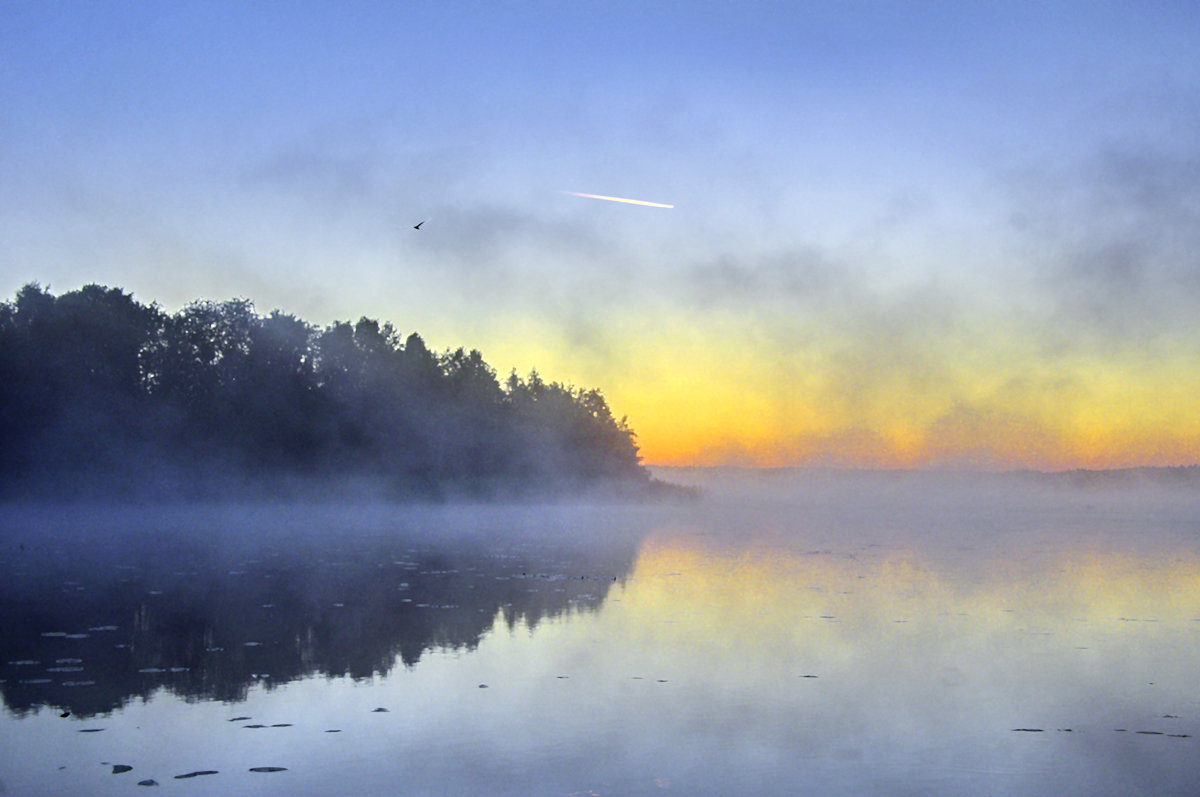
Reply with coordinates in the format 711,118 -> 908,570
655,465 -> 1200,506
650,465 -> 1200,555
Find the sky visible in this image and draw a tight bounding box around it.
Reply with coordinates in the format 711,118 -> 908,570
3,0 -> 1199,470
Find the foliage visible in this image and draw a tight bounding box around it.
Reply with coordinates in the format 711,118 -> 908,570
0,283 -> 650,499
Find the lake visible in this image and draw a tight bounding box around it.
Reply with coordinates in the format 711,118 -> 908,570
3,471 -> 1200,795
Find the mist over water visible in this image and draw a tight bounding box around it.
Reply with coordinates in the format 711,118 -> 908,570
2,473 -> 1199,795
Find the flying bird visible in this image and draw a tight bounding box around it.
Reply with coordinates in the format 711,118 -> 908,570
413,220 -> 425,230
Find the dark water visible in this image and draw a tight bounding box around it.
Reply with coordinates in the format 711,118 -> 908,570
2,476 -> 1200,795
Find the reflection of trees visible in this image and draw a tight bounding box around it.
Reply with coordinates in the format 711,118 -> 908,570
0,510 -> 643,718
0,282 -> 666,499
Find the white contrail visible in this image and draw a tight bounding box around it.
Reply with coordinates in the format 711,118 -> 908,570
562,191 -> 674,208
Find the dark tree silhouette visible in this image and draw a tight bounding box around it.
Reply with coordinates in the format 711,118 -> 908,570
0,283 -> 164,488
0,283 -> 664,500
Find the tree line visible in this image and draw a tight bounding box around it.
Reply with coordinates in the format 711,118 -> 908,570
0,283 -> 661,500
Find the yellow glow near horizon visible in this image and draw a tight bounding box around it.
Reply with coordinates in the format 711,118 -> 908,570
472,309 -> 1200,471
614,343 -> 1200,470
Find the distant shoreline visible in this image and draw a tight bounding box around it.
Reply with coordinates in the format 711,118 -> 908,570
649,464 -> 1200,490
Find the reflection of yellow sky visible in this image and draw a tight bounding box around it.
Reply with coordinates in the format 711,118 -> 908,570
609,532 -> 1200,654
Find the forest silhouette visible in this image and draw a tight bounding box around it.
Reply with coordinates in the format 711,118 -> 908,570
0,283 -> 671,500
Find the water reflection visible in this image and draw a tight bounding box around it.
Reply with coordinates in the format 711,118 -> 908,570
0,503 -> 645,718
592,490 -> 1200,795
3,483 -> 1200,795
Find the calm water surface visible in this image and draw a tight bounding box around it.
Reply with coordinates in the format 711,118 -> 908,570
3,474 -> 1200,795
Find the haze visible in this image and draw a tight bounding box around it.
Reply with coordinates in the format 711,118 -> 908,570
4,2 -> 1199,470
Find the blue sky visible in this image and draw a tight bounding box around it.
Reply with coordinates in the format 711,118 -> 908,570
4,1 -> 1199,466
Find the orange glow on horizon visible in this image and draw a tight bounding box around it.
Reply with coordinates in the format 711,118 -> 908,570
480,311 -> 1200,472
624,374 -> 1200,471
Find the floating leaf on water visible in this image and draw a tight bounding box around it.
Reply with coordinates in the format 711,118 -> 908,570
137,779 -> 158,786
249,767 -> 287,772
372,707 -> 389,712
174,770 -> 218,778
325,729 -> 341,733
78,728 -> 105,732
112,764 -> 133,774
1011,728 -> 1044,732
243,724 -> 267,728
478,684 -> 488,689
1168,734 -> 1192,738
1136,731 -> 1164,735
228,716 -> 251,722
270,723 -> 292,727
